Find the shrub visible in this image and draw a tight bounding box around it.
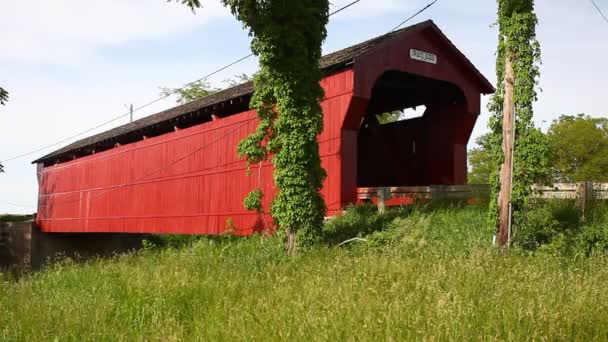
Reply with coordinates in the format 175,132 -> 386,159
575,223 -> 608,257
513,200 -> 608,256
513,203 -> 561,250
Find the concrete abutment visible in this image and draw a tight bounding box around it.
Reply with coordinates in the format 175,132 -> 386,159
0,221 -> 145,269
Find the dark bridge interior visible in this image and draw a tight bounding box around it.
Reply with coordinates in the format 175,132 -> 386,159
357,70 -> 476,187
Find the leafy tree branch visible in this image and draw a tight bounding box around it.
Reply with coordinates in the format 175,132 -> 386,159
160,80 -> 218,105
160,74 -> 252,105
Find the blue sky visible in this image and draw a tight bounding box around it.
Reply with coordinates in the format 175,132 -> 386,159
1,0 -> 607,214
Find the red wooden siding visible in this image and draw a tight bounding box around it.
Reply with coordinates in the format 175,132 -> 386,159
37,70 -> 355,234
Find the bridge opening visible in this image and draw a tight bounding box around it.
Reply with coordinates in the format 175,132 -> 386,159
357,70 -> 471,187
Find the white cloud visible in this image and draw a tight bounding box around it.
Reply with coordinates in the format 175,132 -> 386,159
0,0 -> 229,64
0,0 -> 416,65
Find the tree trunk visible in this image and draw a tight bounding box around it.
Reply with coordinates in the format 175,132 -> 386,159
497,55 -> 515,247
285,229 -> 296,256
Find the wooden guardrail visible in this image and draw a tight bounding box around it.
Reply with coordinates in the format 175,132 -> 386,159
357,182 -> 608,214
533,182 -> 608,200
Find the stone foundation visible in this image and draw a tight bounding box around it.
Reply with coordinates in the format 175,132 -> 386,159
0,221 -> 145,269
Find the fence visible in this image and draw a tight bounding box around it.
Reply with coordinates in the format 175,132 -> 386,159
357,182 -> 608,214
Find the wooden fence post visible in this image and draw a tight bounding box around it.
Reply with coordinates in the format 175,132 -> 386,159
576,181 -> 585,210
377,187 -> 389,214
576,181 -> 594,222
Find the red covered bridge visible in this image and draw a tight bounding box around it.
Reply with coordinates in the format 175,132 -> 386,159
33,21 -> 493,235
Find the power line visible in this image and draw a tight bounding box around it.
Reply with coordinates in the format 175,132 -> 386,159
0,54 -> 254,164
0,0 -> 364,165
330,0 -> 361,15
2,119 -> 252,210
590,0 -> 608,24
0,200 -> 36,209
391,0 -> 439,32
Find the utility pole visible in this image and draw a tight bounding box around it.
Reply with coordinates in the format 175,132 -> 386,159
125,104 -> 134,123
497,54 -> 515,247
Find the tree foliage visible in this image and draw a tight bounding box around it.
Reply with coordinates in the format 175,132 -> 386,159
160,74 -> 252,105
160,80 -> 218,105
470,114 -> 608,184
224,73 -> 252,87
488,0 -> 549,230
174,0 -> 330,254
468,133 -> 495,184
548,114 -> 608,182
376,110 -> 403,125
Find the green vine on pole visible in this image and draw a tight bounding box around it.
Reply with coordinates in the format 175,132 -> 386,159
175,0 -> 329,254
488,0 -> 549,237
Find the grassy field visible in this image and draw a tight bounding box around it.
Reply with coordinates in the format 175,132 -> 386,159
2,205 -> 608,340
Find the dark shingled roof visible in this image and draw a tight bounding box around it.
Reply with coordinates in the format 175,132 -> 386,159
34,20 -> 492,164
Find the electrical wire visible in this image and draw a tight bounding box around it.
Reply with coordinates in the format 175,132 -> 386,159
2,119 -> 255,210
391,0 -> 439,32
0,54 -> 254,164
590,0 -> 608,24
0,200 -> 36,209
329,0 -> 361,16
0,0 -> 364,165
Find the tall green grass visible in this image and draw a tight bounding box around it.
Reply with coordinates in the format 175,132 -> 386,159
2,206 -> 608,340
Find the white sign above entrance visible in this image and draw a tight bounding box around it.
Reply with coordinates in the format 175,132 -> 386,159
410,49 -> 437,64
